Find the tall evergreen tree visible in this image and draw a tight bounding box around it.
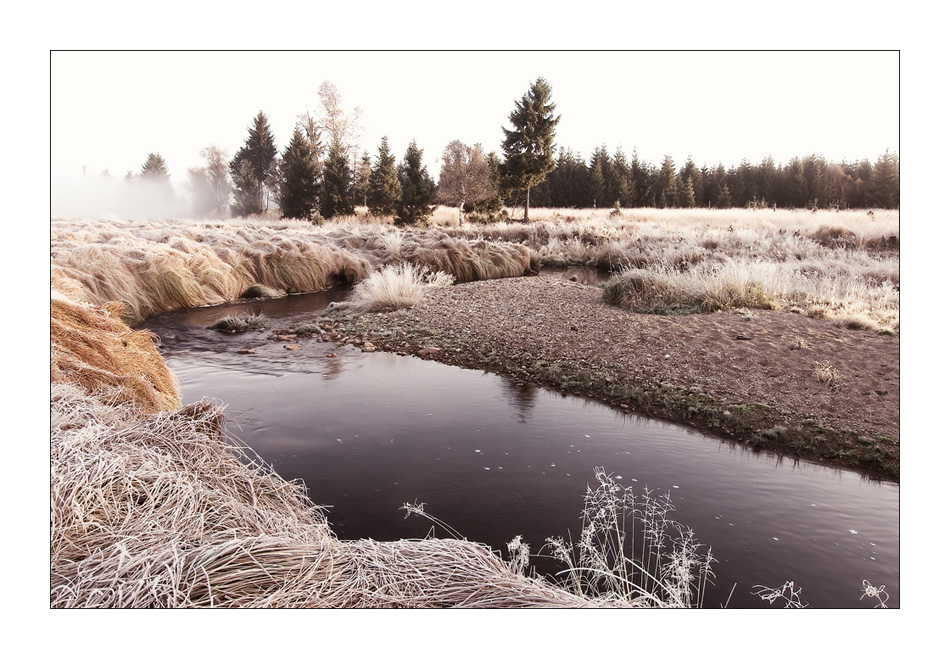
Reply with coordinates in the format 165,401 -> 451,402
229,111 -> 277,215
658,155 -> 677,208
367,136 -> 401,216
352,151 -> 372,208
278,127 -> 320,220
320,138 -> 354,219
871,150 -> 900,209
588,147 -> 608,208
500,77 -> 561,221
395,140 -> 437,226
140,153 -> 170,180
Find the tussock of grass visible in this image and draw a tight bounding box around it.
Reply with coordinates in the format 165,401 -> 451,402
208,312 -> 269,333
349,263 -> 454,312
50,293 -> 179,414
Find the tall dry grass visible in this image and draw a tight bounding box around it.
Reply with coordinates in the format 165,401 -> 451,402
435,207 -> 900,333
51,215 -> 536,323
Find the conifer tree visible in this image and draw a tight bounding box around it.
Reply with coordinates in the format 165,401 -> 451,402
320,138 -> 354,219
278,127 -> 320,220
658,155 -> 677,208
367,136 -> 401,216
353,151 -> 372,208
140,153 -> 170,180
229,111 -> 277,215
871,150 -> 899,209
588,149 -> 607,208
501,77 -> 561,221
395,140 -> 436,226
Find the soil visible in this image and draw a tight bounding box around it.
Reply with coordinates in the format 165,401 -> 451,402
285,276 -> 899,482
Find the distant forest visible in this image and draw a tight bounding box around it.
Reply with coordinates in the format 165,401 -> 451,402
136,81 -> 900,221
520,147 -> 900,211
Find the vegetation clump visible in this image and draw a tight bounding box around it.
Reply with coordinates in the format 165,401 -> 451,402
208,312 -> 269,333
348,263 -> 453,313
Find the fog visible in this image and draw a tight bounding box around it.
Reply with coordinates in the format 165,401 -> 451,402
51,173 -> 195,220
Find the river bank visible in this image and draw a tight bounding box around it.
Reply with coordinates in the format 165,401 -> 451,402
303,275 -> 899,481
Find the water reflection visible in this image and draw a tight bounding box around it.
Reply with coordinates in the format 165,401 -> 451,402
146,289 -> 899,609
501,379 -> 539,423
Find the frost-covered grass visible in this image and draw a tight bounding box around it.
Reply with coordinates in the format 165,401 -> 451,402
349,262 -> 454,312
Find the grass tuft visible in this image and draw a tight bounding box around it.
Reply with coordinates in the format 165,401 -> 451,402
349,263 -> 454,312
208,312 -> 269,333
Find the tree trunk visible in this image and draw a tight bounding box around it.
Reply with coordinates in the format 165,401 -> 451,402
523,186 -> 530,223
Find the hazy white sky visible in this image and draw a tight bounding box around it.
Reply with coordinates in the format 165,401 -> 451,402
51,51 -> 899,192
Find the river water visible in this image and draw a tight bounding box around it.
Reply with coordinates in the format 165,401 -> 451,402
144,283 -> 899,608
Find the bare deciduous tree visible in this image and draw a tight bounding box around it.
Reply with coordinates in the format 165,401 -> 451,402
438,140 -> 495,223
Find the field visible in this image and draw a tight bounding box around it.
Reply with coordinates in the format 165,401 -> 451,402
50,206 -> 899,607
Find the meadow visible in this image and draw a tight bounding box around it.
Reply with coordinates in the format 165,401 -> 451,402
50,205 -> 898,607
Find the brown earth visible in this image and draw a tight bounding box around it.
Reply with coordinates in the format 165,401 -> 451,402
300,276 -> 899,481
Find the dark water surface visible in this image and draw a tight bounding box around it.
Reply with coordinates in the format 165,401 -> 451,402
145,289 -> 899,609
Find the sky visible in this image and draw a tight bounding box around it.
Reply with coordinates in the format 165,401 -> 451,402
50,51 -> 899,205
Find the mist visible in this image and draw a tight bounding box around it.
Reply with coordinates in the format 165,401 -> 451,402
51,173 -> 196,220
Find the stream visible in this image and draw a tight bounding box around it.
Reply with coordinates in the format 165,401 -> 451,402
144,278 -> 899,608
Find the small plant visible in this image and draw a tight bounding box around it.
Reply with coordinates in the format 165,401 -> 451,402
541,467 -> 716,607
609,201 -> 624,218
790,336 -> 809,350
208,312 -> 269,333
814,361 -> 839,387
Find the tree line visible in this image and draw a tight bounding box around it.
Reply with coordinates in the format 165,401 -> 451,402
128,78 -> 899,224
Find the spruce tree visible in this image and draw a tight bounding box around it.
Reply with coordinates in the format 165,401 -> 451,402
140,153 -> 170,180
229,111 -> 277,215
395,140 -> 436,226
320,138 -> 354,219
658,156 -> 677,208
367,137 -> 401,216
279,127 -> 320,220
871,150 -> 899,209
501,77 -> 561,221
353,151 -> 372,208
588,149 -> 607,208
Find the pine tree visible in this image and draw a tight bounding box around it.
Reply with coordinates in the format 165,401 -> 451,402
367,136 -> 401,216
278,127 -> 320,220
229,111 -> 277,216
658,156 -> 677,208
501,77 -> 561,221
352,151 -> 372,208
140,153 -> 170,180
871,150 -> 899,209
320,138 -> 354,219
395,140 -> 436,226
588,149 -> 607,208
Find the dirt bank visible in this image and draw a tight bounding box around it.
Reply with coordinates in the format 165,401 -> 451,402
298,276 -> 898,481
